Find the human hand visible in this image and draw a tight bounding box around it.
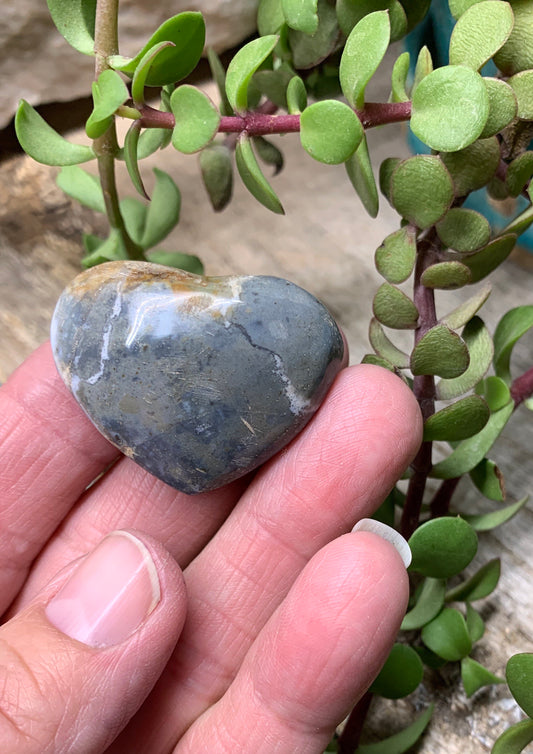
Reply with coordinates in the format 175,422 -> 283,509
0,342 -> 421,753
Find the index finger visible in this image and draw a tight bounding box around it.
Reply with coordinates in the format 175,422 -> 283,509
0,342 -> 119,610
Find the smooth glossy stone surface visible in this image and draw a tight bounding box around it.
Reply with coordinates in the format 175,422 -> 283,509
51,261 -> 344,494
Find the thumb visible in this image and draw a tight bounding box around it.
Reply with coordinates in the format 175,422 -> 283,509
0,530 -> 186,754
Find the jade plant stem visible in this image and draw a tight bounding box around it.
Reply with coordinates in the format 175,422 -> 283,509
94,0 -> 145,260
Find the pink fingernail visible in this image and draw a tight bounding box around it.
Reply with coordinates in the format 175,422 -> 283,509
45,531 -> 160,648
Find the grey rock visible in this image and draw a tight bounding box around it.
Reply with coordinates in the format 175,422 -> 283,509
51,261 -> 344,493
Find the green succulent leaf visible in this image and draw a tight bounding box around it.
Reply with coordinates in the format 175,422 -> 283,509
412,45 -> 433,95
441,283 -> 491,330
446,558 -> 501,603
492,719 -> 533,754
282,0 -> 318,33
81,228 -> 127,268
507,653 -> 533,718
421,261 -> 472,289
46,0 -> 96,55
375,225 -> 417,283
345,134 -> 379,218
15,100 -> 95,166
207,48 -> 233,117
502,202 -> 533,237
369,318 -> 410,368
493,0 -> 533,76
354,705 -> 434,754
289,0 -> 339,69
253,137 -> 284,175
56,165 -> 105,213
493,305 -> 533,384
409,517 -> 478,580
466,602 -> 485,642
170,86 -> 221,154
370,643 -> 424,699
481,78 -> 518,138
440,137 -> 501,197
236,134 -> 285,214
361,354 -> 398,373
130,41 -> 175,106
258,0 -> 285,35
436,316 -> 493,400
109,13 -> 205,87
461,656 -> 504,698
476,375 -> 512,411
373,283 -> 419,329
411,325 -> 469,379
508,70 -> 533,120
286,76 -> 308,114
401,578 -> 446,631
199,144 -> 234,212
401,0 -> 432,31
339,11 -> 390,109
469,458 -> 505,502
86,69 -> 129,139
300,100 -> 363,164
390,155 -> 454,229
449,0 -> 486,19
225,35 -> 278,113
391,51 -> 410,103
461,496 -> 529,532
124,121 -> 148,199
146,250 -> 204,275
448,1 -> 514,71
436,208 -> 491,253
506,152 -> 533,197
253,66 -> 291,109
423,395 -> 490,442
431,399 -> 514,479
379,157 -> 402,203
421,607 -> 473,660
462,234 -> 517,284
336,0 -> 407,41
411,65 -> 489,152
141,168 -> 181,249
120,197 -> 147,245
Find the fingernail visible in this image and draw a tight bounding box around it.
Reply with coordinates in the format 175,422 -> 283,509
351,519 -> 412,568
45,531 -> 160,648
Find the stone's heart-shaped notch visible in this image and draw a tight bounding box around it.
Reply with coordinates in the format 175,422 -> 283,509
51,261 -> 345,494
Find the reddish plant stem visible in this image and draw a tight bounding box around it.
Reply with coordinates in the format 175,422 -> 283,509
430,476 -> 461,518
511,365 -> 533,407
400,235 -> 439,539
137,101 -> 412,134
337,692 -> 373,753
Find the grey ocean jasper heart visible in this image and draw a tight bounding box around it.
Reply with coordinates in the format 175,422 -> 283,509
51,261 -> 344,493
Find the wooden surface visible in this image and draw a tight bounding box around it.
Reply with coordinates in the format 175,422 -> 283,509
1,110 -> 532,751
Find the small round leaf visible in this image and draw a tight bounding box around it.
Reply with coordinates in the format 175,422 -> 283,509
401,578 -> 447,631
436,208 -> 491,252
462,234 -> 517,284
170,86 -> 221,154
507,653 -> 533,718
390,155 -> 454,229
508,70 -> 533,120
345,136 -> 379,218
370,644 -> 424,699
461,656 -> 504,698
423,395 -> 489,442
375,225 -> 417,283
199,144 -> 234,212
225,35 -> 279,113
421,261 -> 472,290
436,316 -> 494,401
480,78 -> 518,138
411,325 -> 469,378
235,134 -> 284,214
492,720 -> 533,754
300,100 -> 363,164
421,607 -> 473,660
445,558 -> 501,602
286,76 -> 307,114
282,0 -> 318,33
339,10 -> 391,108
448,1 -> 514,71
409,516 -> 477,580
506,151 -> 533,197
411,65 -> 489,152
494,1 -> 533,76
440,137 -> 501,197
373,283 -> 419,329
47,0 -> 96,55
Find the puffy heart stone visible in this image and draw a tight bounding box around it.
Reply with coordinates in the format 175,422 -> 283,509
51,261 -> 344,493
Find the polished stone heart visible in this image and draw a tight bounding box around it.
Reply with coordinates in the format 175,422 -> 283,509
51,261 -> 344,493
